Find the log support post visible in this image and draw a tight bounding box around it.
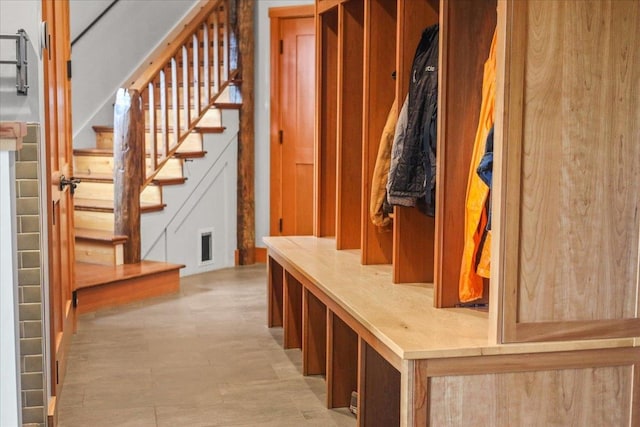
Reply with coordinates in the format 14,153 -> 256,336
237,0 -> 256,265
113,88 -> 143,263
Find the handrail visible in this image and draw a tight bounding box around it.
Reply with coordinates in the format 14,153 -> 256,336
112,0 -> 238,263
128,0 -> 222,92
71,0 -> 119,47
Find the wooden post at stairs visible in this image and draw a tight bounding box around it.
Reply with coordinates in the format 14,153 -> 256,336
113,88 -> 143,263
237,0 -> 256,265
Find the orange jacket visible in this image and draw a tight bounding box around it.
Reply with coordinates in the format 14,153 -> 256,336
459,30 -> 496,303
370,98 -> 398,228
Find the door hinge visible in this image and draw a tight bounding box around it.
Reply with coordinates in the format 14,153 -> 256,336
66,60 -> 72,79
56,360 -> 59,384
279,130 -> 283,144
279,40 -> 283,54
279,218 -> 283,233
72,291 -> 78,308
51,201 -> 56,225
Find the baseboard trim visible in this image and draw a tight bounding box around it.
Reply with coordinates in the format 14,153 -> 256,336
235,247 -> 267,265
255,247 -> 267,263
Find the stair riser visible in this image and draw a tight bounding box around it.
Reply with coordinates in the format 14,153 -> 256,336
74,181 -> 162,205
75,156 -> 184,179
75,240 -> 124,266
74,210 -> 114,232
95,130 -> 206,154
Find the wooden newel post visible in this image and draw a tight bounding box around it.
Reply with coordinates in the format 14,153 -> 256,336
237,0 -> 256,265
113,88 -> 143,264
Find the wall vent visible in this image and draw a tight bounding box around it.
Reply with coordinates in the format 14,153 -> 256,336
198,228 -> 214,265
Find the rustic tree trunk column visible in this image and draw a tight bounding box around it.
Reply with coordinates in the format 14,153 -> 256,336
113,88 -> 143,263
237,0 -> 256,265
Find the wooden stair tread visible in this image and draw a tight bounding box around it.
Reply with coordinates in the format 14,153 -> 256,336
75,147 -> 209,160
152,177 -> 187,185
73,172 -> 185,187
73,172 -> 112,182
74,148 -> 112,156
92,125 -> 224,133
75,228 -> 128,244
74,198 -> 166,213
173,150 -> 207,159
74,260 -> 184,290
193,126 -> 225,133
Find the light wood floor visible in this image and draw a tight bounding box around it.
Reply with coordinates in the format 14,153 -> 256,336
57,264 -> 356,427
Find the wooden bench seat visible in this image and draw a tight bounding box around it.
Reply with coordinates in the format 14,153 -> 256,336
264,236 -> 638,426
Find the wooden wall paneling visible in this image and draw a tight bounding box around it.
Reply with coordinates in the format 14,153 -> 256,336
326,311 -> 358,408
408,360 -> 430,427
335,0 -> 364,250
315,8 -> 339,237
422,347 -> 639,426
267,256 -> 284,327
283,271 -> 303,349
302,289 -> 327,376
390,0 -> 439,285
434,0 -> 497,307
498,0 -> 640,343
360,0 -> 396,265
359,340 -> 401,427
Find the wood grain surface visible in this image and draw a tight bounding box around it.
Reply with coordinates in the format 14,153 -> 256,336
497,1 -> 640,335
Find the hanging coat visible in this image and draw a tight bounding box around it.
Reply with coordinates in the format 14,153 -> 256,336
459,30 -> 497,303
387,24 -> 438,215
370,98 -> 398,228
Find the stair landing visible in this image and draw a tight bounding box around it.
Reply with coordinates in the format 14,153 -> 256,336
74,260 -> 184,314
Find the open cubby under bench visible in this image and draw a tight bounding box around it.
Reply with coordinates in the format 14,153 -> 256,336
264,236 -> 639,427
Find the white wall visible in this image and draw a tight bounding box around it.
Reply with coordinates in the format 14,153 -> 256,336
253,0 -> 314,248
0,2 -> 43,425
143,110 -> 239,276
0,0 -> 41,123
0,152 -> 21,427
70,0 -> 198,148
70,0 -> 112,41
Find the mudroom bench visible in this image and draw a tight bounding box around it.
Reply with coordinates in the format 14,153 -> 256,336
264,236 -> 639,427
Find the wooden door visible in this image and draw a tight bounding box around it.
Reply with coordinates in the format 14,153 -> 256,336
270,7 -> 315,236
42,0 -> 75,415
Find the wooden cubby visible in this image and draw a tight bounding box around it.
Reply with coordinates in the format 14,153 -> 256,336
266,0 -> 640,425
302,289 -> 327,375
283,271 -> 303,349
326,312 -> 358,408
434,0 -> 496,307
267,257 -> 283,327
315,0 -> 497,302
335,0 -> 364,250
359,0 -> 396,265
315,7 -> 338,237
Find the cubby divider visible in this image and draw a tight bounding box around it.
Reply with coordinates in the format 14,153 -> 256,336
326,311 -> 358,408
267,257 -> 284,327
302,289 -> 327,376
283,271 -> 303,349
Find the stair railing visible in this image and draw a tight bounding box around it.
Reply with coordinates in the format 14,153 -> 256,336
112,0 -> 237,263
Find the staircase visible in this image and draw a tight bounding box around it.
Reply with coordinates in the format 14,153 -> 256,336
72,0 -> 240,313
